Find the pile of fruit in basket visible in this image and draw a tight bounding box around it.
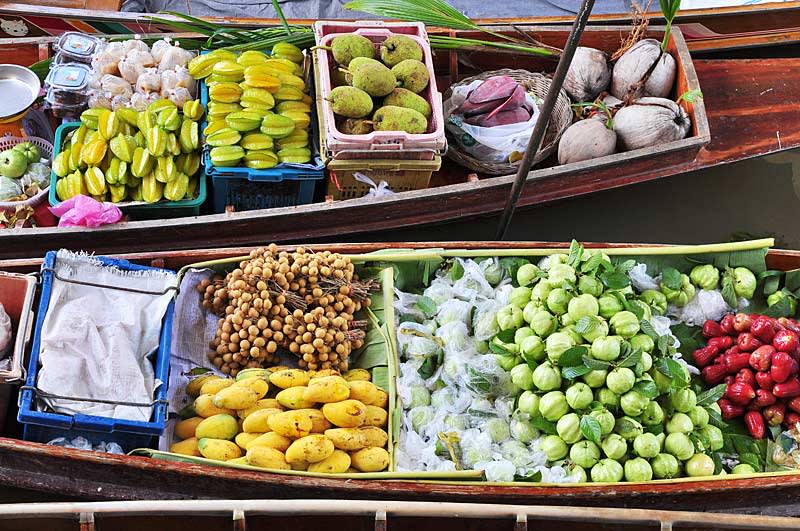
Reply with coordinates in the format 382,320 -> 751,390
323,33 -> 433,135
694,314 -> 800,437
172,367 -> 389,473
0,143 -> 50,202
51,99 -> 204,203
188,43 -> 313,168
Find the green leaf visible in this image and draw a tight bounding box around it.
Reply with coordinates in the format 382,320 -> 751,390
574,316 -> 600,335
418,356 -> 437,379
488,341 -> 511,355
712,452 -> 724,475
738,452 -> 762,471
706,406 -> 727,429
415,295 -> 437,318
583,355 -> 612,370
627,300 -> 647,321
765,294 -> 794,318
531,416 -> 557,435
562,365 -> 593,380
371,366 -> 390,391
495,329 -> 516,344
514,470 -> 542,482
639,319 -> 659,341
600,271 -> 631,290
567,239 -> 583,267
559,346 -> 589,367
645,423 -> 664,435
580,415 -> 602,444
671,323 -> 704,355
616,348 -> 642,369
677,88 -> 703,104
634,380 -> 660,399
721,269 -> 738,308
657,334 -> 674,355
187,367 -> 212,376
785,269 -> 800,293
450,260 -> 465,281
763,275 -> 781,296
580,253 -> 603,274
696,384 -> 727,407
661,267 -> 681,290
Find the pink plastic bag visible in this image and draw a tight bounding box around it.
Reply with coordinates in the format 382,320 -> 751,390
49,195 -> 123,228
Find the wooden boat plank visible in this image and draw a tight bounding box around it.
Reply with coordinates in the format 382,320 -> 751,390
1,56 -> 797,259
1,243 -> 799,513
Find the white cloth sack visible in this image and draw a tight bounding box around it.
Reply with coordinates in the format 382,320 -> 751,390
444,79 -> 541,163
37,250 -> 176,422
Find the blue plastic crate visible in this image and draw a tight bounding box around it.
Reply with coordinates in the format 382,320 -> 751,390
49,122 -> 208,220
18,251 -> 175,440
199,51 -> 325,213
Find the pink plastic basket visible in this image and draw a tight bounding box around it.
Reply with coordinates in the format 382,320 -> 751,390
0,135 -> 53,213
313,21 -> 446,161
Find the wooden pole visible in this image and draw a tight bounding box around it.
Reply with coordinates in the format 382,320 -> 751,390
494,0 -> 596,239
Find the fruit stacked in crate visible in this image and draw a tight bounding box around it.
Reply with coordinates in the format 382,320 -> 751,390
188,44 -> 313,169
313,22 -> 445,199
51,99 -> 204,204
173,368 -> 390,473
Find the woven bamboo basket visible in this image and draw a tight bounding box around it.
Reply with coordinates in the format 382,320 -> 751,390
444,69 -> 573,176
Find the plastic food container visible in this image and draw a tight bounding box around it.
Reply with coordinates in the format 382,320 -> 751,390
53,32 -> 101,65
45,63 -> 91,118
313,21 -> 446,161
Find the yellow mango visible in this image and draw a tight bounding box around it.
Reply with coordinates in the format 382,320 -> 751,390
187,375 -> 223,393
359,426 -> 388,448
363,405 -> 388,428
238,398 -> 283,419
276,386 -> 316,410
227,457 -> 249,465
324,428 -> 366,451
285,434 -> 335,464
235,431 -> 263,450
322,399 -> 367,428
232,377 -> 269,399
350,447 -> 390,472
198,438 -> 242,461
373,389 -> 389,409
343,369 -> 371,382
295,408 -> 333,433
195,414 -> 239,440
246,432 -> 292,452
269,368 -> 310,389
309,369 -> 341,379
347,380 -> 382,406
194,394 -> 235,418
170,437 -> 201,456
307,450 -> 351,474
213,385 -> 259,410
174,416 -> 204,440
303,376 -> 350,404
200,378 -> 234,395
267,410 -> 314,438
246,446 -> 290,470
241,407 -> 283,433
236,368 -> 272,382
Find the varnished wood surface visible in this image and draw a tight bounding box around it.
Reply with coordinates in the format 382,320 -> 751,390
0,53 -> 791,260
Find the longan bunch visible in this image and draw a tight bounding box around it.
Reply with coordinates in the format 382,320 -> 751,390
199,244 -> 374,376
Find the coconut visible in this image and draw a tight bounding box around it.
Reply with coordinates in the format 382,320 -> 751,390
563,47 -> 611,102
611,39 -> 676,100
557,118 -> 617,165
613,97 -> 690,151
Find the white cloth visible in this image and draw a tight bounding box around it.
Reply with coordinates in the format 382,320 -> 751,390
37,250 -> 176,422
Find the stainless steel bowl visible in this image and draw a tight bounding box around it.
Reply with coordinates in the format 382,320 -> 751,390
0,64 -> 40,123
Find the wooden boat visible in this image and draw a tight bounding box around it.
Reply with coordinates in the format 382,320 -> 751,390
3,241 -> 800,515
3,1 -> 800,53
0,499 -> 798,530
1,24 -> 797,259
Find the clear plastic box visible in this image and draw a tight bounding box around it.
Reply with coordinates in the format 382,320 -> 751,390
53,32 -> 101,65
44,63 -> 91,118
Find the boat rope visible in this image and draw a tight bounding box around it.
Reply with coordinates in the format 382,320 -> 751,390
40,267 -> 178,296
19,386 -> 169,408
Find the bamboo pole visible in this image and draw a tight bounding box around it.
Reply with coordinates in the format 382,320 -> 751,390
494,0 -> 596,239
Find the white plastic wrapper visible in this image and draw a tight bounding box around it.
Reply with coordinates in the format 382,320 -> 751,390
474,459 -> 516,482
165,87 -> 192,107
628,263 -> 660,292
436,299 -> 473,328
394,289 -> 426,323
452,258 -> 495,301
423,278 -> 454,306
444,79 -> 541,163
668,289 -> 732,326
157,46 -> 193,72
0,302 -> 11,358
122,37 -> 150,54
472,299 -> 502,341
150,38 -> 173,63
396,322 -> 440,360
100,74 -> 132,97
135,68 -> 161,94
36,250 -> 176,422
435,321 -> 471,353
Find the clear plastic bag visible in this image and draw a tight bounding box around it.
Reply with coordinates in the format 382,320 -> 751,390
118,57 -> 146,84
150,38 -> 173,63
111,94 -> 132,111
122,37 -> 150,55
423,278 -> 454,306
21,163 -> 51,188
473,299 -> 502,341
100,74 -> 132,97
435,321 -> 471,353
87,89 -> 113,110
396,322 -> 441,360
452,258 -> 495,301
0,176 -> 23,201
165,87 -> 192,107
157,46 -> 193,72
91,53 -> 119,76
436,299 -> 473,328
135,68 -> 161,94
129,92 -> 150,111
